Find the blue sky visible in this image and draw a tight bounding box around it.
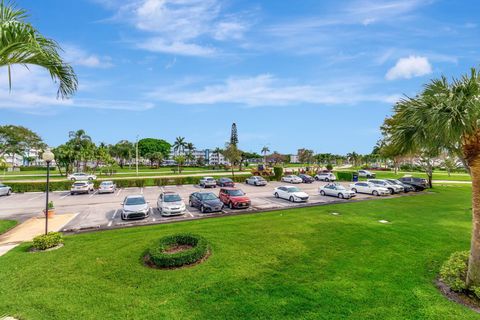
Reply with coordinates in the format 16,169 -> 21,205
1,0 -> 479,154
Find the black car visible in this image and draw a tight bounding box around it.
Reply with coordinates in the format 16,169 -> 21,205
298,174 -> 315,183
189,192 -> 224,213
386,179 -> 414,192
217,177 -> 235,187
398,177 -> 428,191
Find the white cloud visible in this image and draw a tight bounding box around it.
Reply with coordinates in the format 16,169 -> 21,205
385,55 -> 432,80
63,45 -> 113,68
137,38 -> 216,57
148,74 -> 397,106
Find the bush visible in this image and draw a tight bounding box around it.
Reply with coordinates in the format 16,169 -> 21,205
273,167 -> 283,181
337,171 -> 354,181
32,232 -> 64,250
19,166 -> 57,171
326,163 -> 333,171
439,250 -> 480,299
146,233 -> 210,268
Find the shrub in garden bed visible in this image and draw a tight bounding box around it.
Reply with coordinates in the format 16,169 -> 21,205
32,232 -> 64,251
440,251 -> 480,299
337,171 -> 354,181
145,233 -> 210,268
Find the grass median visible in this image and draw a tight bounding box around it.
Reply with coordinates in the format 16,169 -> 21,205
0,186 -> 476,319
0,220 -> 17,235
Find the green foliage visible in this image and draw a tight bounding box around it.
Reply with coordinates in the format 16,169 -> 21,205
146,233 -> 210,268
337,171 -> 354,181
273,166 -> 283,181
32,232 -> 64,250
0,125 -> 45,161
440,251 -> 469,292
47,201 -> 54,209
138,138 -> 171,159
19,166 -> 57,171
326,163 -> 333,171
8,181 -> 73,193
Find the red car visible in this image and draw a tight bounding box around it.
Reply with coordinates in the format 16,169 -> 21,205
219,188 -> 251,209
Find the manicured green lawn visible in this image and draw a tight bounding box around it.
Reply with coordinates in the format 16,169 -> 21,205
0,220 -> 16,235
0,186 -> 477,319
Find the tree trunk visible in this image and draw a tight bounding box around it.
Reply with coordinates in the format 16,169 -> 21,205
467,158 -> 480,287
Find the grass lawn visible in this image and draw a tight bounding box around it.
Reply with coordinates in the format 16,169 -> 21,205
0,220 -> 17,235
0,186 -> 477,319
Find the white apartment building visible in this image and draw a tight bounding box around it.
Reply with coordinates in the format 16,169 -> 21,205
169,148 -> 229,165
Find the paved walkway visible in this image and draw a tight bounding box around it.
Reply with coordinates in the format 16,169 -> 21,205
0,213 -> 77,256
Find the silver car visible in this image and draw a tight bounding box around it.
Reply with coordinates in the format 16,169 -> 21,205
245,176 -> 267,186
121,195 -> 150,220
319,183 -> 356,199
98,181 -> 116,194
315,172 -> 337,182
70,181 -> 94,195
199,177 -> 217,188
368,179 -> 404,194
0,183 -> 12,196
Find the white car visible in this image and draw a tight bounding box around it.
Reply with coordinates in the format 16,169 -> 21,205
98,181 -> 116,194
319,183 -> 356,199
349,182 -> 389,196
357,170 -> 375,178
368,179 -> 404,194
245,176 -> 267,186
121,195 -> 150,220
273,186 -> 309,202
157,192 -> 186,216
281,175 -> 303,184
70,181 -> 94,195
199,177 -> 217,188
315,172 -> 337,182
67,172 -> 97,181
0,183 -> 12,196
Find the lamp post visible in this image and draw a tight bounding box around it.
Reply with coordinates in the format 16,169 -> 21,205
42,149 -> 55,235
135,135 -> 139,176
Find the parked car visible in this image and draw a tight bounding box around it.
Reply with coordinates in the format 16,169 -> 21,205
281,175 -> 303,184
357,170 -> 376,178
0,183 -> 12,196
398,176 -> 428,191
67,172 -> 97,181
70,181 -> 94,195
189,192 -> 224,213
298,174 -> 315,183
98,181 -> 116,194
217,177 -> 235,187
121,195 -> 150,220
367,179 -> 404,194
315,172 -> 337,182
219,188 -> 251,209
157,191 -> 186,216
245,176 -> 267,186
319,183 -> 356,199
386,179 -> 414,192
199,177 -> 217,188
349,182 -> 389,196
273,186 -> 309,202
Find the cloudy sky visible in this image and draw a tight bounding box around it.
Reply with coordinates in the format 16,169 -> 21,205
1,0 -> 479,154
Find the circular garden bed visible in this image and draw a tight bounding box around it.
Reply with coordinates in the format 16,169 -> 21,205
144,233 -> 210,269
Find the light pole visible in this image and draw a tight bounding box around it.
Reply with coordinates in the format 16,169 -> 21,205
135,135 -> 139,176
42,149 -> 55,235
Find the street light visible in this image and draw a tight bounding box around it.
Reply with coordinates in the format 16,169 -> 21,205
42,148 -> 54,235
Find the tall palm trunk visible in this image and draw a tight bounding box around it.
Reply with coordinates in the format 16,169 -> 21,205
467,157 -> 480,286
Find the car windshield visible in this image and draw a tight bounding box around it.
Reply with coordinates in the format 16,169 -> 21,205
205,178 -> 214,181
227,190 -> 245,196
200,193 -> 217,200
222,178 -> 233,182
164,194 -> 182,202
336,185 -> 347,190
366,182 -> 375,187
0,184 -> 4,187
125,197 -> 146,205
287,187 -> 300,192
257,177 -> 265,181
101,182 -> 112,186
73,182 -> 86,186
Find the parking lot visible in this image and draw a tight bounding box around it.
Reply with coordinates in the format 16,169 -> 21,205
0,180 -> 416,232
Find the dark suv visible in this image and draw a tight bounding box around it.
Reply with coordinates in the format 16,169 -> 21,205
398,177 -> 428,191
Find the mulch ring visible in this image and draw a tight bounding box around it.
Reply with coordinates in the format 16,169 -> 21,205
436,279 -> 480,313
143,250 -> 211,270
28,243 -> 64,253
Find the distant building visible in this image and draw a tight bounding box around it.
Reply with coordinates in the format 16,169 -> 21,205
168,148 -> 229,165
290,155 -> 300,163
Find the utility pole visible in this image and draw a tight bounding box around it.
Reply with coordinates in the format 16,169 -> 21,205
135,135 -> 139,176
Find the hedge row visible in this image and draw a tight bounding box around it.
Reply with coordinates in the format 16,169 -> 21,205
19,166 -> 57,171
336,171 -> 355,181
146,233 -> 210,268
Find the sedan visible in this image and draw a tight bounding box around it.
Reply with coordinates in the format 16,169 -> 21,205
121,195 -> 150,220
67,172 -> 97,181
245,176 -> 267,186
298,174 -> 315,183
219,188 -> 251,209
349,182 -> 389,196
98,181 -> 116,194
386,179 -> 414,192
319,183 -> 356,199
273,186 -> 309,202
189,192 -> 224,213
398,176 -> 428,191
199,177 -> 217,188
217,177 -> 235,187
157,192 -> 186,216
357,170 -> 376,178
281,175 -> 303,184
70,181 -> 94,195
0,183 -> 12,196
368,179 -> 404,194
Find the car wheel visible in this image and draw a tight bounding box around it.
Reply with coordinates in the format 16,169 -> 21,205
121,214 -> 125,221
88,177 -> 93,181
388,188 -> 394,195
320,190 -> 326,196
338,193 -> 344,199
7,189 -> 11,196
71,178 -> 75,181
352,188 -> 357,193
372,190 -> 379,196
289,196 -> 294,202
274,192 -> 279,198
229,202 -> 234,209
254,181 -> 258,186
189,200 -> 193,207
200,205 -> 206,213
325,178 -> 329,182
70,192 -> 74,195
314,176 -> 319,181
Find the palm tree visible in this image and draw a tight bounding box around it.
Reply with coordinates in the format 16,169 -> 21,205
261,146 -> 270,164
384,68 -> 480,287
173,137 -> 186,155
0,1 -> 77,98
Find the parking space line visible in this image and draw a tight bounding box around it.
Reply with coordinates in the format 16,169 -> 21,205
28,194 -> 44,201
140,187 -> 144,194
89,190 -> 98,198
107,209 -> 118,227
60,192 -> 70,200
185,210 -> 194,218
116,188 -> 123,197
152,217 -> 156,222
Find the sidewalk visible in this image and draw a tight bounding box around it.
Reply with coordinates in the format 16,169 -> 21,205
0,213 -> 77,256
